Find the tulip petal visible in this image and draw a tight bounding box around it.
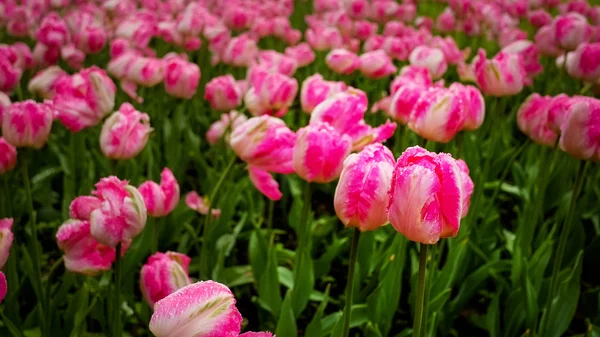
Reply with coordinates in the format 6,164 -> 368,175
248,166 -> 283,201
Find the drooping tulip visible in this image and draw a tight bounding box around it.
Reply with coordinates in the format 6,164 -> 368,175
300,74 -> 346,114
2,100 -> 54,149
149,281 -> 243,337
334,144 -> 395,231
163,53 -> 201,99
0,218 -> 13,270
138,168 -> 180,218
185,191 -> 221,218
565,42 -> 600,83
206,110 -> 248,144
100,103 -> 152,160
559,97 -> 600,161
325,49 -> 360,75
409,46 -> 447,80
140,252 -> 192,307
248,166 -> 283,201
0,138 -> 17,174
408,88 -> 465,143
89,176 -> 148,247
205,75 -> 243,111
387,146 -> 473,244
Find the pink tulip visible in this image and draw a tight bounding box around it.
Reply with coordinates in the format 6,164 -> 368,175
185,191 -> 221,218
387,146 -> 473,244
389,83 -> 427,124
428,36 -> 464,65
54,66 -> 117,132
436,8 -> 456,33
230,115 -> 296,174
559,97 -> 600,161
369,0 -> 400,23
140,252 -> 192,307
257,51 -> 297,76
177,3 -> 208,36
354,20 -> 377,41
223,7 -> 256,31
27,66 -> 68,99
110,38 -> 130,59
300,74 -> 347,114
163,53 -> 200,99
149,281 -> 243,337
391,65 -> 433,94
0,53 -> 22,93
473,49 -> 527,96
364,35 -> 385,52
397,4 -> 417,23
56,219 -> 116,275
115,16 -> 157,49
139,168 -> 180,218
108,52 -> 165,87
553,13 -> 592,51
220,34 -> 258,67
0,218 -> 13,269
334,144 -> 395,231
74,25 -> 107,54
248,166 -> 283,201
284,43 -> 315,68
2,100 -> 53,149
36,12 -> 69,48
70,196 -> 103,221
566,42 -> 600,83
100,103 -> 152,160
61,45 -> 85,70
206,111 -> 248,145
517,93 -> 559,147
0,272 -> 5,304
325,49 -> 360,75
89,176 -> 147,247
293,122 -> 352,183
408,88 -> 465,143
449,83 -> 485,131
359,50 -> 397,79
529,9 -> 553,28
535,24 -> 563,57
11,42 -> 33,70
205,75 -> 243,112
6,7 -> 32,38
501,40 -> 543,83
306,27 -> 343,51
245,72 -> 298,117
409,46 -> 447,80
0,138 -> 17,174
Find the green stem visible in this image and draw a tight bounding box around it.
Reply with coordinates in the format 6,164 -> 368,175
413,244 -> 429,337
151,217 -> 158,253
44,256 -> 64,334
544,161 -> 587,324
266,199 -> 275,232
341,228 -> 361,337
113,243 -> 122,337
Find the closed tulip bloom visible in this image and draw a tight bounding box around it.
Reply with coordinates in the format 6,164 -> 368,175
389,83 -> 427,124
205,75 -> 243,111
230,116 -> 297,174
248,166 -> 283,201
553,13 -> 592,51
387,146 -> 472,244
140,252 -> 192,307
334,144 -> 395,231
565,42 -> 600,83
449,83 -> 485,131
2,100 -> 53,149
0,272 -> 5,304
300,74 -> 346,113
409,46 -> 447,80
100,103 -> 152,160
139,168 -> 180,218
529,9 -> 553,28
293,122 -> 352,183
36,12 -> 69,48
28,66 -> 68,99
90,176 -> 147,247
258,73 -> 298,116
163,53 -> 200,99
391,65 -> 433,94
149,281 -> 243,337
284,43 -> 315,68
517,93 -> 557,147
559,97 -> 600,161
359,50 -> 397,79
56,219 -> 116,275
326,49 -> 360,75
69,196 -> 103,221
75,25 -> 107,54
206,111 -> 248,145
185,192 -> 221,218
108,52 -> 165,87
535,24 -> 563,57
408,88 -> 465,143
0,218 -> 13,269
0,138 -> 17,174
306,27 -> 343,51
473,49 -> 526,96
501,40 -> 543,83
221,34 -> 258,67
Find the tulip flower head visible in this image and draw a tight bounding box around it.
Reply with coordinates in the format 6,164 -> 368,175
559,97 -> 600,161
326,49 -> 360,75
138,168 -> 180,218
409,46 -> 447,80
100,103 -> 152,160
565,42 -> 600,83
300,74 -> 347,114
163,53 -> 201,99
140,252 -> 192,307
2,100 -> 54,149
408,88 -> 465,143
0,138 -> 17,174
204,75 -> 243,112
0,218 -> 13,270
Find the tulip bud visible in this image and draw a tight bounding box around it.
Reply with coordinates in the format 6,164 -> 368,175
100,103 -> 152,160
2,100 -> 54,149
204,75 -> 243,111
565,42 -> 600,83
300,74 -> 346,114
334,144 -> 395,231
559,97 -> 600,161
0,138 -> 17,174
387,146 -> 473,244
0,218 -> 13,270
138,168 -> 180,218
140,252 -> 192,307
326,49 -> 360,75
409,46 -> 447,80
149,281 -> 243,337
28,66 -> 68,99
90,176 -> 147,247
359,50 -> 397,79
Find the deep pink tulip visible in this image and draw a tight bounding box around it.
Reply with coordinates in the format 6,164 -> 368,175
387,146 -> 473,244
284,43 -> 315,68
185,191 -> 221,218
535,24 -> 563,57
248,166 -> 283,201
110,38 -> 130,59
559,97 -> 600,161
517,93 -> 560,147
138,168 -> 180,218
553,13 -> 592,51
408,88 -> 465,143
257,51 -> 297,76
501,40 -> 543,83
230,115 -> 296,174
409,46 -> 447,80
300,74 -> 346,114
391,65 -> 433,94
36,12 -> 69,48
0,272 -> 5,304
436,8 -> 456,33
206,110 -> 248,145
0,138 -> 17,174
449,83 -> 485,131
205,75 -> 243,112
345,0 -> 368,19
245,72 -> 298,117
108,52 -> 165,87
56,219 -> 117,275
472,49 -> 527,96
6,7 -> 32,38
389,83 -> 427,124
293,122 -> 352,183
2,100 -> 53,149
529,9 -> 553,28
220,34 -> 258,67
369,0 -> 400,23
334,144 -> 395,231
100,103 -> 152,160
149,281 -> 243,337
0,218 -> 13,270
306,27 -> 343,51
54,66 -> 117,132
0,52 -> 22,93
163,53 -> 200,99
27,66 -> 68,99
325,49 -> 360,75
397,4 -> 417,23
140,252 -> 192,307
89,176 -> 147,247
359,50 -> 397,79
364,35 -> 385,52
70,196 -> 103,221
566,42 -> 600,83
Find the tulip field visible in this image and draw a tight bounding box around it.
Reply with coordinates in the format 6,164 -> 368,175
2,0 -> 600,336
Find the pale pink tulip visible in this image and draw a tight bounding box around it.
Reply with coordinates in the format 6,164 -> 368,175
115,16 -> 157,49
205,75 -> 243,112
387,146 -> 473,244
28,66 -> 68,99
359,50 -> 397,79
565,42 -> 600,83
559,97 -> 600,161
185,192 -> 221,218
74,25 -> 107,54
149,281 -> 243,337
220,34 -> 258,67
408,88 -> 465,143
300,74 -> 346,114
100,103 -> 152,160
140,252 -> 192,307
223,7 -> 256,31
139,168 -> 180,218
248,166 -> 283,201
325,49 -> 360,75
2,100 -> 53,149
163,53 -> 200,99
206,111 -> 248,144
0,218 -> 13,269
257,51 -> 297,76
0,138 -> 17,174
409,46 -> 447,80
61,45 -> 85,70
334,144 -> 395,231
354,20 -> 378,41
245,72 -> 298,117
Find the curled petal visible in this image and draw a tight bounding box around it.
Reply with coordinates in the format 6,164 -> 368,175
248,166 -> 283,201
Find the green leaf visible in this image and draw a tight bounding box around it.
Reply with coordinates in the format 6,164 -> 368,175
305,285 -> 331,337
219,265 -> 254,288
486,294 -> 501,337
257,237 -> 282,316
322,304 -> 369,337
291,248 -> 315,318
275,291 -> 298,337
